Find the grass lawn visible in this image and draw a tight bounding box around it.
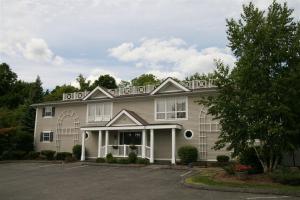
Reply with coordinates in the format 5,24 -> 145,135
186,168 -> 300,193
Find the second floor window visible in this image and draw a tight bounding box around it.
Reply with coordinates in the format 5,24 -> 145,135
42,106 -> 55,117
88,103 -> 112,122
155,96 -> 188,120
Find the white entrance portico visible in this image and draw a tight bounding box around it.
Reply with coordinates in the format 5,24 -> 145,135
80,110 -> 182,164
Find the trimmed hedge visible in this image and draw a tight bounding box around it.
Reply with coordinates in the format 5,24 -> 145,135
56,152 -> 72,160
217,155 -> 230,163
72,145 -> 81,160
0,150 -> 27,160
178,145 -> 198,164
128,152 -> 137,163
117,158 -> 130,164
41,150 -> 56,160
27,151 -> 40,159
271,168 -> 300,186
106,153 -> 116,163
96,158 -> 106,163
136,158 -> 149,165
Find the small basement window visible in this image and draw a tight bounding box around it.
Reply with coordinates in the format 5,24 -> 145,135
184,130 -> 193,140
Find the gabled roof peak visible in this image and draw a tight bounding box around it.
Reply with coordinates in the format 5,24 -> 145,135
150,77 -> 190,95
106,109 -> 148,127
83,86 -> 114,100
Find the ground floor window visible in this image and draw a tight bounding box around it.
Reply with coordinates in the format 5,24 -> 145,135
119,131 -> 141,145
40,131 -> 54,142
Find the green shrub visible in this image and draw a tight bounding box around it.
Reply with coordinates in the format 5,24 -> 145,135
96,158 -> 106,163
117,158 -> 130,164
72,145 -> 82,160
106,153 -> 116,163
178,146 -> 198,164
270,168 -> 300,186
27,151 -> 40,160
38,154 -> 47,160
136,158 -> 150,165
128,152 -> 137,163
217,155 -> 230,163
0,150 -> 26,160
222,163 -> 236,175
64,155 -> 76,163
1,151 -> 13,160
41,150 -> 56,160
239,147 -> 263,174
56,152 -> 72,160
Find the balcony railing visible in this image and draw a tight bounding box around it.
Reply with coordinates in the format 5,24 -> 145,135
62,79 -> 216,101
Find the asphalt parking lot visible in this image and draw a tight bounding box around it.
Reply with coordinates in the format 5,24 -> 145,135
0,162 -> 299,200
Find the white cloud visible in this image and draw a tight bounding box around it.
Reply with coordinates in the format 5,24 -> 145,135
18,38 -> 63,64
109,37 -> 236,79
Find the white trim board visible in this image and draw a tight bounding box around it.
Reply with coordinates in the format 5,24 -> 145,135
83,86 -> 114,100
150,77 -> 190,95
81,124 -> 182,131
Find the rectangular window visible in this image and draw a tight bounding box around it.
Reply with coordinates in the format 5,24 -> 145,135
155,97 -> 187,120
119,132 -> 142,145
87,103 -> 112,122
43,106 -> 55,118
40,131 -> 53,142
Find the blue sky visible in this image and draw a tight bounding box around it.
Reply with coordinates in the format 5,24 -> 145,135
1,0 -> 300,89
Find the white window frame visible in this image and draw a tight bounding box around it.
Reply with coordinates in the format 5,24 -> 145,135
44,106 -> 53,118
86,102 -> 113,123
42,131 -> 51,143
154,96 -> 188,121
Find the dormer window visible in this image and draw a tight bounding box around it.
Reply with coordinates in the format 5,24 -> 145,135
87,103 -> 112,122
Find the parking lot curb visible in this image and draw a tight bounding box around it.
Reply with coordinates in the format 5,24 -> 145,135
81,162 -> 146,168
0,160 -> 64,164
182,175 -> 300,197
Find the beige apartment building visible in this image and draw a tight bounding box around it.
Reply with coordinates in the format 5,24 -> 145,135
32,77 -> 229,164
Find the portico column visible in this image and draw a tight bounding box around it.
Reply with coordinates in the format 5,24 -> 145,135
150,129 -> 154,163
105,130 -> 109,156
171,128 -> 176,164
80,131 -> 85,161
142,129 -> 146,158
98,130 -> 102,158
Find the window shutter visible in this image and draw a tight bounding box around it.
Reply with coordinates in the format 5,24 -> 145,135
52,107 -> 55,116
40,132 -> 43,141
42,108 -> 45,117
50,132 -> 54,142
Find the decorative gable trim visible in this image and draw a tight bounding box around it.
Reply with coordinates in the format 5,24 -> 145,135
150,77 -> 190,95
83,86 -> 114,100
106,110 -> 143,127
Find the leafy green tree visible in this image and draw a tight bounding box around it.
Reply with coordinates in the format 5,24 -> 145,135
92,74 -> 117,89
131,74 -> 160,86
76,74 -> 91,90
201,2 -> 300,172
185,72 -> 214,81
0,63 -> 17,95
44,85 -> 78,101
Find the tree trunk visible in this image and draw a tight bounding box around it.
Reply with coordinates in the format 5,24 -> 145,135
253,145 -> 268,173
273,156 -> 279,170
